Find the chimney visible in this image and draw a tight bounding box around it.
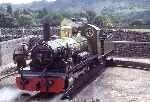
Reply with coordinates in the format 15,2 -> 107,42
43,23 -> 50,41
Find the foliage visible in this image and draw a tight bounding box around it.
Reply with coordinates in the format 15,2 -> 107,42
0,1 -> 148,29
85,10 -> 96,24
16,15 -> 34,26
94,16 -> 117,27
0,12 -> 16,27
37,8 -> 48,19
7,4 -> 13,14
41,13 -> 64,26
0,0 -> 150,28
129,20 -> 144,28
94,16 -> 104,27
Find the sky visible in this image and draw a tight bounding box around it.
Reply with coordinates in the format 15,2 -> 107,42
0,0 -> 56,4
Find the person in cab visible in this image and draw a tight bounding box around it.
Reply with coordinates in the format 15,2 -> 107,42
13,42 -> 28,71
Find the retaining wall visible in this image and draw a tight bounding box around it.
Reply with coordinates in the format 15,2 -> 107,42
1,30 -> 150,66
109,30 -> 150,58
112,42 -> 150,58
109,30 -> 150,42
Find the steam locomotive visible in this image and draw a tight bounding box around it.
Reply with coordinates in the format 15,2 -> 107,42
15,24 -> 113,95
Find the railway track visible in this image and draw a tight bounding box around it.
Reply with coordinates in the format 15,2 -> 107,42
112,57 -> 150,71
0,64 -> 17,76
23,93 -> 44,102
0,60 -> 31,82
0,64 -> 17,82
1,57 -> 150,102
21,92 -> 64,102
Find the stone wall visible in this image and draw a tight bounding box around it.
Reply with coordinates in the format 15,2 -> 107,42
112,42 -> 150,58
109,30 -> 150,58
1,29 -> 150,66
0,26 -> 60,42
106,30 -> 150,42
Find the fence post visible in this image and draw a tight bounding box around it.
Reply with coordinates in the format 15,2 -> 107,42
99,30 -> 106,55
22,27 -> 25,37
0,28 -> 1,66
0,28 -> 1,42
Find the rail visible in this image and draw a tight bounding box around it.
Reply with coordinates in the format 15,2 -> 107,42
112,41 -> 150,44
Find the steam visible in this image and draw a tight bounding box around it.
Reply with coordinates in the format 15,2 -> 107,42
0,87 -> 21,102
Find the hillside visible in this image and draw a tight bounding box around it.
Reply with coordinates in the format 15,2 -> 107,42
0,0 -> 147,13
1,0 -> 150,26
10,0 -> 150,13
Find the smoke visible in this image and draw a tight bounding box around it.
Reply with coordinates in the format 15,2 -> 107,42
0,87 -> 21,102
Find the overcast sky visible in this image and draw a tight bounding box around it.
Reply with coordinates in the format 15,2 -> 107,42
0,0 -> 56,4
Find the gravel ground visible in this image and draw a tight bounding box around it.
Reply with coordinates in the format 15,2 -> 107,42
75,67 -> 150,102
1,58 -> 150,102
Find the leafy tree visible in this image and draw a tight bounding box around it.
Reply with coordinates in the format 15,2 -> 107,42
103,16 -> 113,27
94,16 -> 104,27
13,9 -> 21,18
7,4 -> 13,14
22,9 -> 31,15
16,15 -> 34,26
42,8 -> 48,15
61,12 -> 72,18
79,12 -> 87,18
41,13 -> 63,26
0,12 -> 16,27
85,10 -> 96,24
0,6 -> 5,12
72,10 -> 96,24
73,12 -> 87,18
94,15 -> 116,27
37,8 -> 48,19
129,20 -> 144,28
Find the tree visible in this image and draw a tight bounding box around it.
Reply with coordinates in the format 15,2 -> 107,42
0,12 -> 16,27
7,4 -> 13,14
37,8 -> 48,19
104,16 -> 113,27
16,15 -> 34,26
41,14 -> 63,26
42,8 -> 48,15
94,16 -> 113,27
129,20 -> 144,28
13,9 -> 20,18
94,16 -> 104,27
61,12 -> 72,18
23,9 -> 31,15
0,6 -> 5,12
85,10 -> 96,24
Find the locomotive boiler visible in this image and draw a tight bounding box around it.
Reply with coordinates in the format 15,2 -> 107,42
15,23 -> 113,95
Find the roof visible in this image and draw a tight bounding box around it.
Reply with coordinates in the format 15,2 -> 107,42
61,26 -> 72,29
87,24 -> 101,30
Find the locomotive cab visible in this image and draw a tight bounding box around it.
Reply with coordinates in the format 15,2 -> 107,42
81,24 -> 114,57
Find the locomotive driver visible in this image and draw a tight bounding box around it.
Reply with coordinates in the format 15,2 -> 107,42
13,42 -> 28,72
